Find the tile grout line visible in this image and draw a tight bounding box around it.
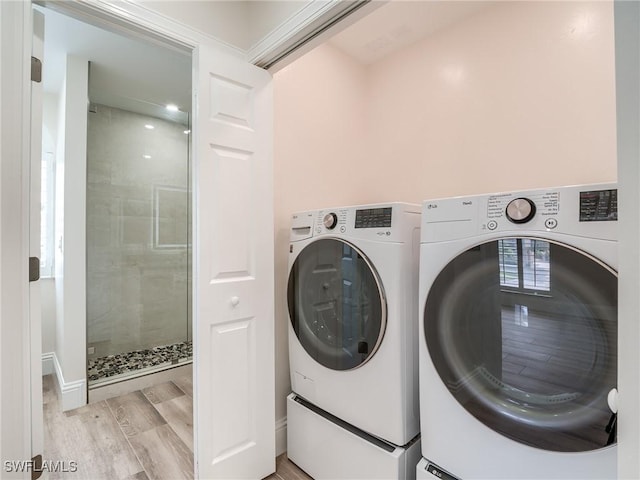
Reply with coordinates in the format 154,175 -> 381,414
171,380 -> 191,398
151,384 -> 197,472
140,383 -> 196,476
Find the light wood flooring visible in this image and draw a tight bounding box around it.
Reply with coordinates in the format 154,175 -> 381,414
43,374 -> 311,479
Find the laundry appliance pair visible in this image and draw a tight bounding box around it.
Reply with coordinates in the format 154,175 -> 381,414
285,183 -> 617,480
286,203 -> 422,480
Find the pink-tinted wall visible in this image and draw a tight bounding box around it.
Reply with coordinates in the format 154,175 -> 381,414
367,1 -> 616,201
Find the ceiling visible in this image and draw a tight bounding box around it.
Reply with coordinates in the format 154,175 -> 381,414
38,5 -> 191,124
37,1 -> 491,123
329,1 -> 493,65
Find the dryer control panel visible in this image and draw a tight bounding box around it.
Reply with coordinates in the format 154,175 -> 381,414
421,183 -> 617,243
579,189 -> 618,222
488,191 -> 559,222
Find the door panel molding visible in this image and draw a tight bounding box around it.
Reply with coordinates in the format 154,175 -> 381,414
195,42 -> 275,478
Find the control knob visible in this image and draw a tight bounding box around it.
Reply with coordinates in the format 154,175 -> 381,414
506,198 -> 536,224
323,213 -> 338,230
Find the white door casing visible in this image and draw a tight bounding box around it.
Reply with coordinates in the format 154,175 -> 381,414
615,1 -> 640,478
1,0 -> 34,476
194,43 -> 275,479
29,7 -> 44,470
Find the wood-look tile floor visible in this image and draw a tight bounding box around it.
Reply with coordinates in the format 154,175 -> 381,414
43,374 -> 311,480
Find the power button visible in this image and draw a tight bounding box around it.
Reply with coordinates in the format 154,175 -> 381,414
545,218 -> 558,229
487,220 -> 498,231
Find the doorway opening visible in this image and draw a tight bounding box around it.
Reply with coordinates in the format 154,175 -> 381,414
37,3 -> 196,477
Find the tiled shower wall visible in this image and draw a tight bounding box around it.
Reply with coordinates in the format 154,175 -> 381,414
87,104 -> 191,359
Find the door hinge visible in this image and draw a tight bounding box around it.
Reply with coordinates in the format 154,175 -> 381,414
31,56 -> 42,83
29,257 -> 40,282
31,454 -> 42,480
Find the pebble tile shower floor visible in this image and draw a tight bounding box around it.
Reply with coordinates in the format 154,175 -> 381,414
88,341 -> 193,382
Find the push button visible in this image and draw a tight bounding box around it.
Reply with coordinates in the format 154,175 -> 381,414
545,218 -> 558,229
487,220 -> 498,230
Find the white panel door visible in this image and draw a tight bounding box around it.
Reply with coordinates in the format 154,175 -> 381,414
194,43 -> 275,479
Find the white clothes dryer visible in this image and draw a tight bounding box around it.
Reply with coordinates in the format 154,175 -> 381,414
417,184 -> 618,480
286,203 -> 422,479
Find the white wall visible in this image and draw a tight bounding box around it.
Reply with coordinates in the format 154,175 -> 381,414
54,55 -> 89,410
274,0 -> 617,442
273,43 -> 369,424
54,74 -> 66,379
41,280 -> 56,355
41,92 -> 60,357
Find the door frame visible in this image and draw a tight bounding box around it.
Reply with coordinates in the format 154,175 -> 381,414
27,2 -> 228,478
615,1 -> 640,477
0,0 -> 35,473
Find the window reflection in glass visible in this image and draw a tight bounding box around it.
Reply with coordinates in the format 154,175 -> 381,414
498,238 -> 550,291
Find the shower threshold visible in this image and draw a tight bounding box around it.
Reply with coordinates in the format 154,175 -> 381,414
88,340 -> 192,387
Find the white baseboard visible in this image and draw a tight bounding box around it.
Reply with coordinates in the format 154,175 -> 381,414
42,352 -> 55,376
50,352 -> 87,411
276,416 -> 287,456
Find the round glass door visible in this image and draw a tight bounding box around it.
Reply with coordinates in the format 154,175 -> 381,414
425,237 -> 617,452
288,238 -> 386,371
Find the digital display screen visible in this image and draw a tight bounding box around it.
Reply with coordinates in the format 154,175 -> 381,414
579,189 -> 617,222
355,207 -> 392,228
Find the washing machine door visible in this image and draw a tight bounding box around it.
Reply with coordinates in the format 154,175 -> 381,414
425,237 -> 617,452
288,238 -> 386,371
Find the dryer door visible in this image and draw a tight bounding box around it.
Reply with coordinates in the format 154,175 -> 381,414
288,238 -> 386,371
424,237 -> 617,452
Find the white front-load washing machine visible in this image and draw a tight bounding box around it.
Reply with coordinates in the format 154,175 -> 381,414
286,203 -> 422,479
416,184 -> 618,480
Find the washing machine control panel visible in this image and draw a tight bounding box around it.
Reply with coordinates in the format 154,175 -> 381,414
289,203 -> 420,243
323,212 -> 338,229
314,207 -> 394,234
315,207 -> 393,231
354,207 -> 392,228
315,209 -> 348,234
